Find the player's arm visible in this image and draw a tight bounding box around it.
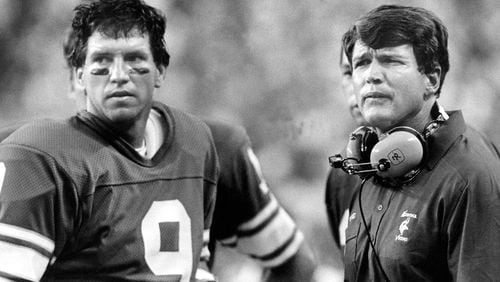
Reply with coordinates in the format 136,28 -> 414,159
196,131 -> 219,282
0,146 -> 75,281
216,144 -> 317,281
325,169 -> 343,248
263,242 -> 316,282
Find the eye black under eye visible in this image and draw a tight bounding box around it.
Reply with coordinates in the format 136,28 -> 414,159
90,68 -> 109,75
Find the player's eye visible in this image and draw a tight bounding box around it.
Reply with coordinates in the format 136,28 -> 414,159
125,53 -> 147,63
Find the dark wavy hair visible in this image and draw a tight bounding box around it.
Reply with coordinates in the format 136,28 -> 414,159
342,5 -> 449,96
68,0 -> 170,69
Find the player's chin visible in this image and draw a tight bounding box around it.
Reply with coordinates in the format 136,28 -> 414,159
105,107 -> 144,124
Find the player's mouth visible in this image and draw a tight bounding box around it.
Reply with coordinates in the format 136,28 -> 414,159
109,90 -> 134,98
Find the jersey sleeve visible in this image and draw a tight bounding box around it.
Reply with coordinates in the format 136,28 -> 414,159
325,168 -> 360,248
210,124 -> 302,267
325,169 -> 345,248
200,133 -> 218,266
0,145 -> 77,281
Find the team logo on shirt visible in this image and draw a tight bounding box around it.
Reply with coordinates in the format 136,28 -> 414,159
395,210 -> 417,242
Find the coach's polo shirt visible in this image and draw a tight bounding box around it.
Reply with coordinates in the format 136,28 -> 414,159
343,111 -> 500,281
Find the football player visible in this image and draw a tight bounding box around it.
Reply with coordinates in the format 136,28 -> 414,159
63,16 -> 317,282
0,0 -> 218,281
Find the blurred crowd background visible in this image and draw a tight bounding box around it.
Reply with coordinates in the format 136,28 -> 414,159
1,0 -> 499,280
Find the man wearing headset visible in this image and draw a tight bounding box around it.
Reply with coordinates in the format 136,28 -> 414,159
338,5 -> 500,281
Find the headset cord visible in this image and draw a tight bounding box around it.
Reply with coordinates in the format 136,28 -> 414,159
358,178 -> 390,282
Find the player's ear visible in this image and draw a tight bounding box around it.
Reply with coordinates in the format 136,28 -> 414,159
154,65 -> 166,88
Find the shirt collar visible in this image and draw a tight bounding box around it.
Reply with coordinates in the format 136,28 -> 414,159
425,110 -> 466,170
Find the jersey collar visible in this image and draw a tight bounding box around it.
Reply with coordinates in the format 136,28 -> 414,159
76,101 -> 175,167
425,110 -> 466,170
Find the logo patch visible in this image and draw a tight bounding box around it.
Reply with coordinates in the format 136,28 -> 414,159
395,210 -> 417,242
388,149 -> 405,165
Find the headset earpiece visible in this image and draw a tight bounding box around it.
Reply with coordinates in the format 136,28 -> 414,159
345,126 -> 379,163
370,127 -> 427,180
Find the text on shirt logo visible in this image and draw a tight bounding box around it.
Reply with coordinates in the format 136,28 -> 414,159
396,210 -> 417,242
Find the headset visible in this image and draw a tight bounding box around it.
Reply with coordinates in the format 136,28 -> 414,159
330,102 -> 449,186
329,125 -> 431,186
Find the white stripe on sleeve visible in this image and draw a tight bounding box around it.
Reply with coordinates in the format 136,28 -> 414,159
0,223 -> 54,253
236,205 -> 299,262
0,240 -> 51,281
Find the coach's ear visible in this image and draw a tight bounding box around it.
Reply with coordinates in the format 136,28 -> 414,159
424,66 -> 441,98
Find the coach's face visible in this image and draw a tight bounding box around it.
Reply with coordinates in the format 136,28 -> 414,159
77,29 -> 165,127
351,41 -> 438,133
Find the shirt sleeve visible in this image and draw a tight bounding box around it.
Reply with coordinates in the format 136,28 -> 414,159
0,145 -> 77,281
446,170 -> 500,281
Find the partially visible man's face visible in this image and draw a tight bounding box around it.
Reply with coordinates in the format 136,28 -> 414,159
77,29 -> 164,126
340,51 -> 366,126
351,41 -> 433,132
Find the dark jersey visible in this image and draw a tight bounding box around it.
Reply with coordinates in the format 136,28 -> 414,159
325,167 -> 360,248
343,111 -> 500,281
204,119 -> 303,268
0,102 -> 218,282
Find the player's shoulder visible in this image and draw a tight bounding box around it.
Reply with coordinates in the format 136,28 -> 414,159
0,122 -> 25,142
202,118 -> 249,151
157,103 -> 213,145
3,118 -> 74,143
1,117 -> 101,157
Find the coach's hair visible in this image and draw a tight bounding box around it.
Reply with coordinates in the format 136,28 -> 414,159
342,5 -> 449,96
69,0 -> 170,69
